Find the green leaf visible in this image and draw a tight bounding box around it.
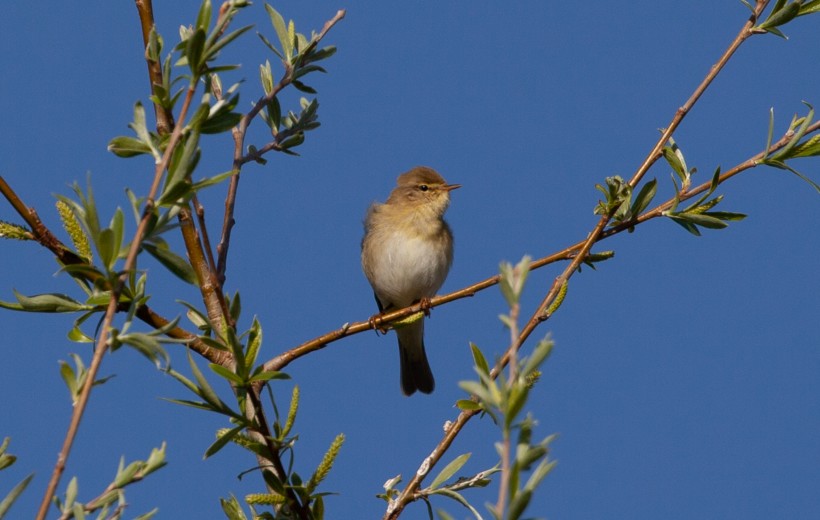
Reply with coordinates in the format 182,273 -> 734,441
677,213 -> 728,229
107,136 -> 153,158
196,0 -> 212,32
202,110 -> 242,134
303,45 -> 337,65
0,438 -> 15,469
469,342 -> 490,377
110,208 -> 125,261
430,453 -> 471,489
188,353 -> 223,408
668,215 -> 701,236
161,397 -> 213,411
428,488 -> 483,519
291,80 -> 317,94
113,459 -> 142,488
260,61 -> 274,94
220,495 -> 248,520
133,509 -> 159,520
773,104 -> 814,161
521,336 -> 554,378
248,370 -> 289,383
0,473 -> 34,519
790,134 -> 820,158
97,228 -> 116,270
186,28 -> 207,74
143,241 -> 197,284
205,425 -> 243,459
507,489 -> 532,520
764,107 -> 776,159
118,333 -> 170,368
203,25 -> 254,65
459,381 -> 497,409
455,399 -> 481,411
766,160 -> 820,194
662,144 -> 685,181
758,0 -> 801,32
9,290 -> 90,313
267,97 -> 282,130
630,178 -> 657,216
209,363 -> 244,385
523,456 -> 557,493
229,291 -> 242,323
257,32 -> 284,59
799,0 -> 820,15
245,317 -> 263,370
189,170 -> 236,195
704,211 -> 747,222
279,132 -> 305,150
265,4 -> 291,58
505,385 -> 529,429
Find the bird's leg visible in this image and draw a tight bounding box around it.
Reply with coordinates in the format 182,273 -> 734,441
418,297 -> 433,317
368,313 -> 389,335
369,293 -> 391,335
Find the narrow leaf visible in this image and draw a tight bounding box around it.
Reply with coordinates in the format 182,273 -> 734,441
0,474 -> 34,518
430,453 -> 471,489
143,242 -> 197,284
469,343 -> 490,377
204,425 -> 244,459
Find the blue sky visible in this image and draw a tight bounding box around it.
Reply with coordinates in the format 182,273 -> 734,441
2,2 -> 819,519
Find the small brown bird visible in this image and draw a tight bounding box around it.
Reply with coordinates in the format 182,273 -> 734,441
361,166 -> 460,395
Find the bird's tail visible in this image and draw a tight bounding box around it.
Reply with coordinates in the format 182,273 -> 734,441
396,320 -> 435,395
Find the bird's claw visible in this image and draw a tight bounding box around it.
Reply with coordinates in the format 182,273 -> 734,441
419,297 -> 433,317
369,314 -> 388,335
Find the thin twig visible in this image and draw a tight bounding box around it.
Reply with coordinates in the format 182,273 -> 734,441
216,9 -> 346,284
133,0 -> 175,135
35,82 -> 200,520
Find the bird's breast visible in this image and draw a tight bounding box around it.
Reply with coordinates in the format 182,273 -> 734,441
367,228 -> 452,308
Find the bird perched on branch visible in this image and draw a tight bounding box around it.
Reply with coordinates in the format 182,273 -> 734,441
361,166 -> 460,395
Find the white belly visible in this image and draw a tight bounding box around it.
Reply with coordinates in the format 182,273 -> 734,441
370,231 -> 450,308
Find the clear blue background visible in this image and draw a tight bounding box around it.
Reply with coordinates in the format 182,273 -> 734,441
1,2 -> 819,519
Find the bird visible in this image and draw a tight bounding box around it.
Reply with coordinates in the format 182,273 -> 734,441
361,166 -> 460,395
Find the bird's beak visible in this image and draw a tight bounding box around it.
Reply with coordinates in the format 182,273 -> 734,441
444,183 -> 461,192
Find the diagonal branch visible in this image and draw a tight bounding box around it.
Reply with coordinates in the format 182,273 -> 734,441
216,9 -> 346,285
133,0 -> 175,135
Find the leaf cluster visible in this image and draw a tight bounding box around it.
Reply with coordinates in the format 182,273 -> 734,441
0,438 -> 34,520
750,0 -> 820,38
761,103 -> 820,193
53,444 -> 166,520
440,258 -> 555,520
166,304 -> 343,519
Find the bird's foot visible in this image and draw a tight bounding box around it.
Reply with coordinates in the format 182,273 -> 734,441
419,297 -> 433,317
368,314 -> 389,335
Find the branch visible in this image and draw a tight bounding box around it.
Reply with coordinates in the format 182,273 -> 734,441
133,0 -> 175,135
215,9 -> 346,285
134,0 -> 174,135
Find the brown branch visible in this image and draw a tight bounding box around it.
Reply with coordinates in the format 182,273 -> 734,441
266,98 -> 812,376
216,9 -> 346,285
0,177 -> 86,267
384,2 -> 773,517
133,0 -> 175,135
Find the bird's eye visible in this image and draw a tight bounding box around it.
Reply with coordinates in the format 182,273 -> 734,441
419,184 -> 429,191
